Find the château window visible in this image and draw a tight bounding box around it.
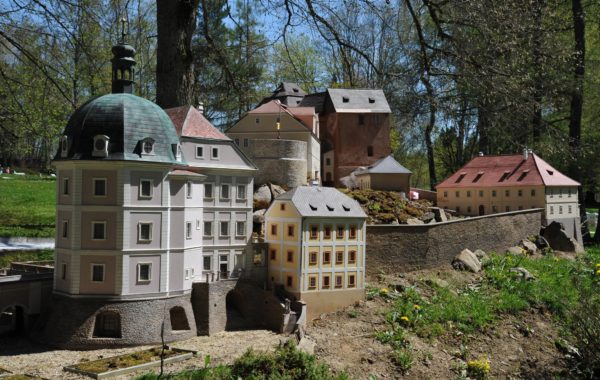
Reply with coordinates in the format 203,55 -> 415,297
367,145 -> 373,157
196,145 -> 204,158
270,249 -> 276,261
309,251 -> 318,265
243,138 -> 249,147
91,264 -> 105,282
531,189 -> 536,196
324,226 -> 332,239
62,220 -> 69,238
310,225 -> 318,239
349,226 -> 357,239
236,221 -> 246,237
335,275 -> 343,288
349,250 -> 356,264
138,222 -> 152,242
348,274 -> 356,288
505,206 -> 510,212
220,221 -> 229,237
204,183 -> 213,198
505,190 -> 510,197
286,276 -> 293,287
323,251 -> 331,264
336,251 -> 344,264
221,184 -> 230,199
92,221 -> 106,240
467,191 -> 471,198
287,250 -> 293,263
211,147 -> 219,160
308,276 -> 317,290
93,178 -> 107,197
61,263 -> 67,280
336,226 -> 344,239
271,224 -> 277,236
203,256 -> 212,270
479,190 -> 484,197
63,177 -> 70,196
322,275 -> 330,289
186,181 -> 192,198
280,203 -> 286,211
287,225 -> 295,237
204,221 -> 213,237
518,189 -> 523,197
186,222 -> 192,239
237,185 -> 246,200
137,263 -> 152,282
139,179 -> 153,198
492,190 -> 497,197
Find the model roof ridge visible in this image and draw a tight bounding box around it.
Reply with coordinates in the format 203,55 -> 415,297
355,155 -> 412,174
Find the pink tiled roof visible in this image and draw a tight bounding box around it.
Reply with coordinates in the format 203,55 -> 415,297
436,153 -> 580,189
169,169 -> 204,177
165,105 -> 230,140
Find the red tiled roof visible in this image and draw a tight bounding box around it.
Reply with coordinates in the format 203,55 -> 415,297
165,105 -> 230,140
436,153 -> 580,189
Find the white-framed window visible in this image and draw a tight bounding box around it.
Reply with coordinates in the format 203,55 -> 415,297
137,222 -> 152,242
236,221 -> 246,237
186,181 -> 192,198
137,263 -> 152,282
195,145 -> 204,158
61,262 -> 67,280
204,221 -> 213,237
63,177 -> 70,196
139,179 -> 153,198
234,138 -> 240,146
255,117 -> 259,124
60,135 -> 69,157
93,178 -> 107,197
92,221 -> 106,240
236,184 -> 246,200
211,147 -> 219,160
243,138 -> 249,147
203,256 -> 211,270
91,263 -> 105,282
92,135 -> 109,157
550,206 -> 554,215
568,205 -> 572,214
196,219 -> 201,230
61,220 -> 69,239
221,184 -> 230,199
220,221 -> 229,237
141,138 -> 155,155
204,183 -> 213,198
559,206 -> 563,214
185,221 -> 192,239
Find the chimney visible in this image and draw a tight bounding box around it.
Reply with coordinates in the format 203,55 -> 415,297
478,152 -> 484,157
197,102 -> 204,114
523,148 -> 529,160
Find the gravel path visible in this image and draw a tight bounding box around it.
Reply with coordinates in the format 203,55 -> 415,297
0,330 -> 281,379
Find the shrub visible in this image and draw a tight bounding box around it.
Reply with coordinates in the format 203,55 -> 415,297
393,349 -> 413,374
467,358 -> 490,380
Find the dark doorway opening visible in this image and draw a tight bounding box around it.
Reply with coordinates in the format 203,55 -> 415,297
169,306 -> 190,331
479,205 -> 485,216
0,305 -> 26,336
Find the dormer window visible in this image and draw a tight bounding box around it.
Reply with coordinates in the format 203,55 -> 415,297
368,97 -> 375,103
342,96 -> 349,103
92,135 -> 109,157
60,136 -> 69,157
141,138 -> 155,155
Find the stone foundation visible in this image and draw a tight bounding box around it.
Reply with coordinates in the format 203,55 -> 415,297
39,293 -> 196,349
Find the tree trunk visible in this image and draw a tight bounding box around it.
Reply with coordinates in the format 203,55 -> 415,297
569,0 -> 588,242
156,0 -> 200,109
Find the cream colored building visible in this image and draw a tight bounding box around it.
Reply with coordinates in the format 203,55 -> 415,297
226,100 -> 321,183
264,186 -> 367,319
436,151 -> 581,242
353,155 -> 412,193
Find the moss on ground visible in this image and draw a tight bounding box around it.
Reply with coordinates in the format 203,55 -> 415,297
73,347 -> 181,373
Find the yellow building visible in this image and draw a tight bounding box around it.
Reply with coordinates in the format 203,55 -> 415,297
264,186 -> 367,318
436,151 -> 582,243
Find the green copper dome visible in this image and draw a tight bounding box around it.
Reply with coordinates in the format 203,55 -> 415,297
55,93 -> 183,164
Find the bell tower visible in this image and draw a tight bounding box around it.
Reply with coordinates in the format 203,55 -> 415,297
111,18 -> 136,94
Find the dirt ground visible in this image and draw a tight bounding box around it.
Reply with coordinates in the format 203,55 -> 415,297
307,266 -> 567,379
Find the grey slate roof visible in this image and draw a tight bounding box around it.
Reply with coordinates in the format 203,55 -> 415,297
277,186 -> 367,218
354,155 -> 412,175
299,92 -> 326,113
275,82 -> 306,97
327,89 -> 391,113
55,93 -> 181,164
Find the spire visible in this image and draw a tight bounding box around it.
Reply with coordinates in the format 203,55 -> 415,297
111,17 -> 136,94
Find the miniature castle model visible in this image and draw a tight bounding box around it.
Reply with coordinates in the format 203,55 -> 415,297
226,99 -> 321,187
44,38 -> 256,348
230,83 -> 394,189
436,150 -> 582,242
264,186 -> 367,319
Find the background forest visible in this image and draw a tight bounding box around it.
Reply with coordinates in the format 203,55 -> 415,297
0,0 -> 598,196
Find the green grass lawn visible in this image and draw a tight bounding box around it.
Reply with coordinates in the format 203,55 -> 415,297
0,176 -> 56,237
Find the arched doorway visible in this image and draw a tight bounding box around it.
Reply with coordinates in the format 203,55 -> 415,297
169,306 -> 190,331
479,205 -> 485,216
0,305 -> 26,336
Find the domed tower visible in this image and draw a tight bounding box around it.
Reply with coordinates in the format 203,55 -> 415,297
44,37 -> 202,348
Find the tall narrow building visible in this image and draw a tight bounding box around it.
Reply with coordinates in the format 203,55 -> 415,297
45,38 -> 199,348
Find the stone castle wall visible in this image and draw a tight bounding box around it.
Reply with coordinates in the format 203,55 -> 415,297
366,209 -> 543,276
239,139 -> 307,187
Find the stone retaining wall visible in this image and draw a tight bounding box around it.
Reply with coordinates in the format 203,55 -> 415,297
366,209 -> 543,275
